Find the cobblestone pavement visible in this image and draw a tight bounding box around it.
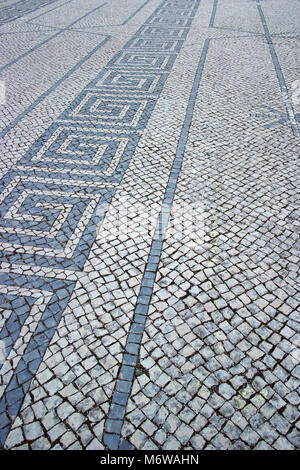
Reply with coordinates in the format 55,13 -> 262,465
0,0 -> 299,451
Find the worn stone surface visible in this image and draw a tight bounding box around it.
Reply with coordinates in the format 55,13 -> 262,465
0,0 -> 299,451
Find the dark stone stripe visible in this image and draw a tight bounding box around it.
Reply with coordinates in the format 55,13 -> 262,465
122,0 -> 154,26
209,0 -> 218,28
27,0 -> 73,22
256,0 -> 300,137
0,2 -> 107,72
0,0 -> 58,26
103,37 -> 210,451
0,35 -> 111,141
0,273 -> 76,447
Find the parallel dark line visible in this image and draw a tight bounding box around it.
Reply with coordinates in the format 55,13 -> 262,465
26,0 -> 74,22
122,0 -> 153,26
0,35 -> 111,141
0,2 -> 107,72
209,0 -> 218,28
103,37 -> 210,450
256,0 -> 299,137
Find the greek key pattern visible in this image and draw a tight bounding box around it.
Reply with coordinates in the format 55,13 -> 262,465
0,0 -> 201,447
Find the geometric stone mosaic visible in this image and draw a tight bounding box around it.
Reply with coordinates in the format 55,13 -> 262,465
0,0 -> 299,453
0,0 -> 58,26
0,0 -> 202,446
0,272 -> 75,446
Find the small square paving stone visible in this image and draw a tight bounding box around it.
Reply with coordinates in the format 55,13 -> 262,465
31,437 -> 51,450
153,406 -> 169,426
119,365 -> 135,381
283,404 -> 299,423
190,434 -> 205,449
141,420 -> 158,437
77,425 -> 94,447
109,404 -> 126,421
86,438 -> 104,450
44,378 -> 64,395
24,422 -> 44,441
5,428 -> 24,448
162,436 -> 181,450
201,425 -> 218,441
218,383 -> 236,399
48,423 -> 67,441
154,429 -> 167,445
165,397 -> 183,414
103,433 -> 119,450
240,427 -> 260,447
163,413 -> 181,434
286,391 -> 300,406
57,402 -> 75,420
231,412 -> 248,430
256,421 -> 278,445
0,0 -> 299,454
254,441 -> 274,450
105,419 -> 123,435
286,429 -> 300,448
141,440 -> 159,450
211,433 -> 231,450
191,414 -> 208,432
223,421 -> 241,440
273,436 -> 295,450
175,423 -> 193,445
67,413 -> 86,431
219,402 -> 235,418
60,431 -> 77,449
130,430 -> 147,449
178,407 -> 196,424
270,414 -> 291,435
